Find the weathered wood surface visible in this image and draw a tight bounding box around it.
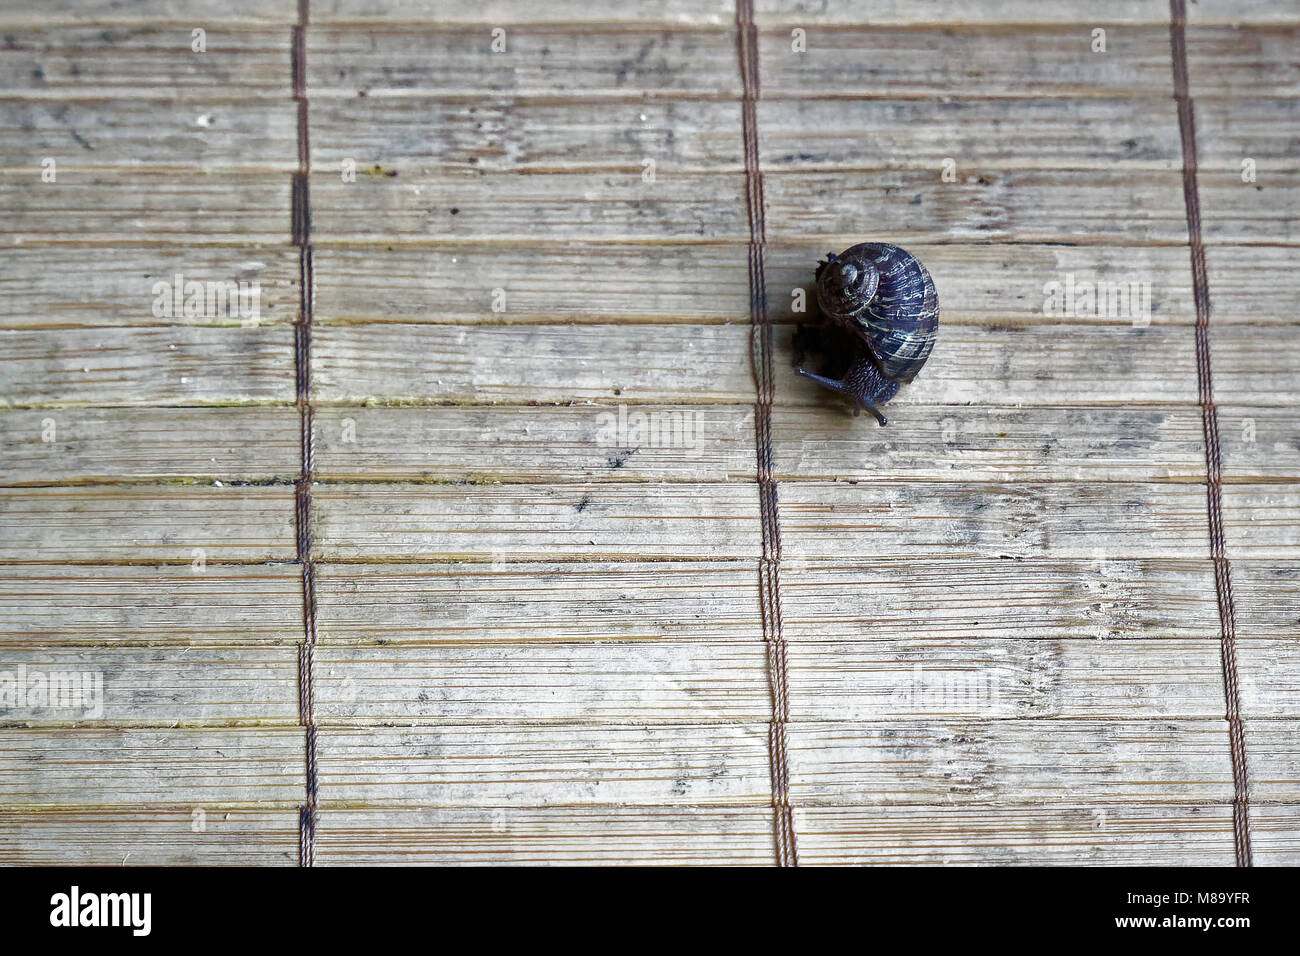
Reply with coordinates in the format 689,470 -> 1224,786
0,407 -> 300,483
0,809 -> 298,866
0,564 -> 303,645
0,728 -> 305,807
0,247 -> 300,329
0,486 -> 295,562
0,27 -> 292,98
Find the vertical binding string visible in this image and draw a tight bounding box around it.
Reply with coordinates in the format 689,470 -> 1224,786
735,0 -> 797,867
292,0 -> 319,869
1169,0 -> 1252,867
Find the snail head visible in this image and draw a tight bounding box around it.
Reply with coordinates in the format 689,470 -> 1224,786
814,252 -> 880,323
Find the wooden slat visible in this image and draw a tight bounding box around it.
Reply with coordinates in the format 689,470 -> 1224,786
758,98 -> 1181,170
311,482 -> 761,560
755,0 -> 1176,26
312,405 -> 754,482
1200,172 -> 1300,243
0,564 -> 303,646
0,486 -> 295,562
310,323 -> 755,404
307,26 -> 740,96
0,647 -> 297,724
764,169 -> 1189,244
1233,561 -> 1300,635
314,806 -> 772,866
315,561 -> 760,643
311,244 -> 750,323
0,27 -> 292,97
1212,325 -> 1300,405
0,327 -> 294,407
782,559 -> 1220,641
311,98 -> 742,173
0,246 -> 300,329
1245,721 -> 1300,802
318,723 -> 771,806
310,172 -> 748,241
1240,640 -> 1300,718
1188,26 -> 1300,97
0,809 -> 298,866
0,1 -> 299,24
310,324 -> 1201,407
0,99 -> 298,171
759,27 -> 1175,97
780,482 -> 1210,560
796,805 -> 1235,866
788,639 -> 1229,720
314,642 -> 768,722
1219,406 -> 1300,480
0,728 -> 304,807
1250,805 -> 1300,866
1204,246 -> 1300,323
1194,99 -> 1300,170
0,171 -> 290,242
1222,485 -> 1300,560
0,407 -> 300,484
773,405 -> 1208,482
787,720 -> 1234,805
312,0 -> 735,24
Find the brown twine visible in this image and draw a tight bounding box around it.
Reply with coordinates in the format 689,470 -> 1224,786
736,0 -> 797,867
1169,0 -> 1251,867
292,8 -> 319,868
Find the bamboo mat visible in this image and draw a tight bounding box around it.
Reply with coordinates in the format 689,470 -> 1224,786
0,0 -> 1298,865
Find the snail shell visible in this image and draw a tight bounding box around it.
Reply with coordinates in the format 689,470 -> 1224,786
815,242 -> 939,384
795,242 -> 939,425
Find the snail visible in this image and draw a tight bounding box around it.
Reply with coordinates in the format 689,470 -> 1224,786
794,242 -> 939,425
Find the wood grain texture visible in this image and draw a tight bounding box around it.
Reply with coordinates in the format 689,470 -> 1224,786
1222,486 -> 1300,560
780,482 -> 1211,560
0,407 -> 300,484
788,720 -> 1235,805
1245,721 -> 1300,802
313,642 -> 768,722
0,486 -> 295,562
1250,805 -> 1300,866
0,564 -> 303,646
795,804 -> 1235,866
314,806 -> 772,866
307,26 -> 741,97
0,327 -> 295,407
318,723 -> 771,806
315,561 -> 760,644
310,172 -> 748,242
0,246 -> 300,329
758,98 -> 1181,170
310,323 -> 1204,407
1219,406 -> 1300,481
1193,98 -> 1300,171
0,27 -> 292,98
1233,562 -> 1300,636
311,482 -> 761,560
1188,26 -> 1300,97
312,0 -> 735,24
311,98 -> 743,173
1211,325 -> 1300,406
0,99 -> 298,171
0,647 -> 297,724
0,728 -> 304,807
1,1 -> 299,24
781,559 -> 1220,641
311,244 -> 751,323
1204,246 -> 1300,323
764,169 -> 1189,244
755,0 -> 1177,26
1199,172 -> 1300,243
312,405 -> 755,482
759,26 -> 1175,97
0,171 -> 290,242
788,638 -> 1237,720
0,809 -> 298,866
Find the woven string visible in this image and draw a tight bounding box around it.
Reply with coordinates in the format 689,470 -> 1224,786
1169,0 -> 1251,867
736,0 -> 797,867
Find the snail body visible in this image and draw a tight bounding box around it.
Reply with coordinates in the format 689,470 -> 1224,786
795,242 -> 939,425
